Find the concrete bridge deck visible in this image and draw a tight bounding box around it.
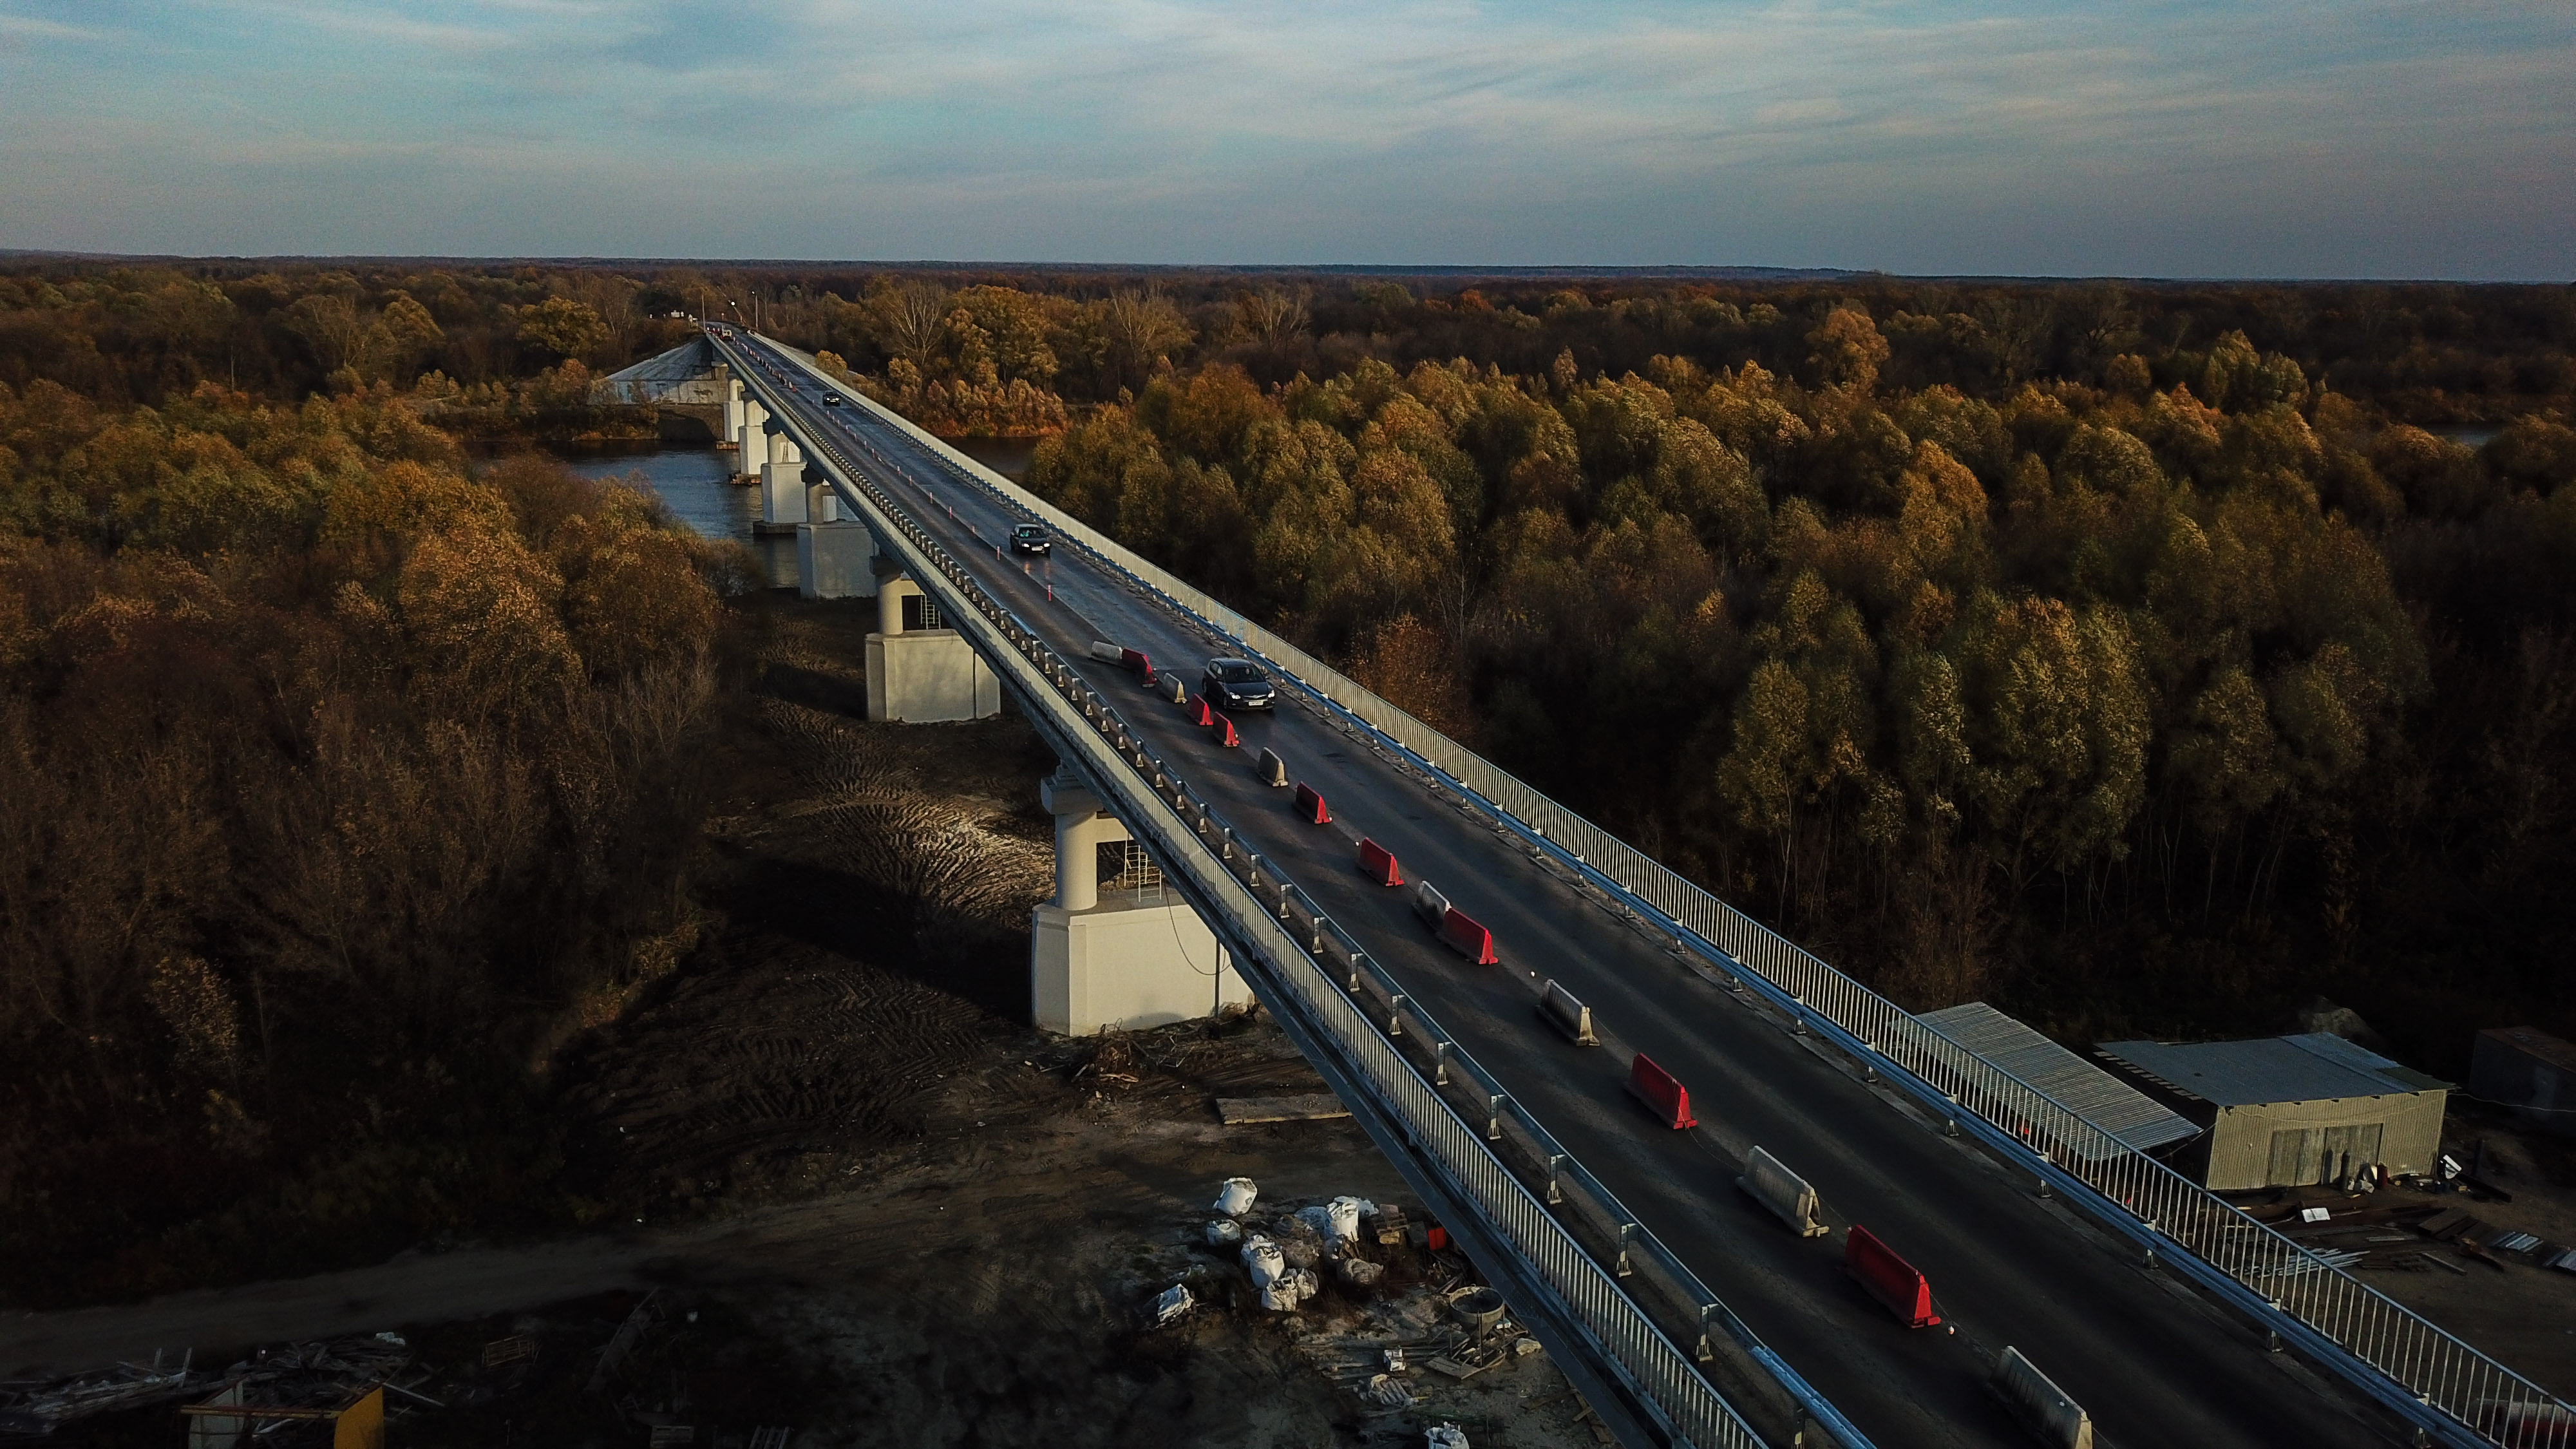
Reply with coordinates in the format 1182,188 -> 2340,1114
715,329 -> 2472,1449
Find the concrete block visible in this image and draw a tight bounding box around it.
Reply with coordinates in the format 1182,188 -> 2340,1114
762,460 -> 809,526
865,629 -> 1001,722
1032,898 -> 1252,1035
797,522 -> 877,600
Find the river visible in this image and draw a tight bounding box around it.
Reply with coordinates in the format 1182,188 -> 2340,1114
559,439 -> 1039,589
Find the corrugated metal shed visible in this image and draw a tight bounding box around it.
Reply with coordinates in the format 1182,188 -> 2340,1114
2093,1034 -> 2452,1107
1917,1003 -> 2201,1153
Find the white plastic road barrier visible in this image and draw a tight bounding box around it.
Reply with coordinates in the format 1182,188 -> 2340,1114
1538,979 -> 1599,1045
1165,672 -> 1188,705
1258,746 -> 1290,787
1737,1147 -> 1830,1238
1214,1177 -> 1258,1216
1991,1346 -> 2094,1448
1411,880 -> 1452,930
1088,639 -> 1123,664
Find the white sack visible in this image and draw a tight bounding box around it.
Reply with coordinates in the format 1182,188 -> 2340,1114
1213,1177 -> 1258,1216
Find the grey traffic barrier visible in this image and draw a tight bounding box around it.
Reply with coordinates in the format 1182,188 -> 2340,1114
1410,880 -> 1451,931
1257,746 -> 1289,787
1736,1147 -> 1829,1238
1087,639 -> 1122,665
1538,978 -> 1599,1046
1990,1347 -> 2093,1449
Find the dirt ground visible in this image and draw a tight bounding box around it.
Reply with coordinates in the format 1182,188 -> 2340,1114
2,599 -> 1596,1448
2335,1104 -> 2576,1397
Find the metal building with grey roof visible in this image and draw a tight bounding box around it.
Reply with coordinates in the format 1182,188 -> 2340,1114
2093,1034 -> 2451,1191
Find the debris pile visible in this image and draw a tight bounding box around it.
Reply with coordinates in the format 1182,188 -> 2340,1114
0,1350 -> 201,1437
1152,1177 -> 1582,1439
2237,1184 -> 2576,1276
173,1336 -> 426,1447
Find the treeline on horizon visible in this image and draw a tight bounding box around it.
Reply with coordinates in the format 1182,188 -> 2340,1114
2,258 -> 2573,1302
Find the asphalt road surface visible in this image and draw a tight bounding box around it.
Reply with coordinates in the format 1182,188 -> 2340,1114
737,336 -> 2410,1449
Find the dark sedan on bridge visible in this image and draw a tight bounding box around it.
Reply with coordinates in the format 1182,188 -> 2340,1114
1009,524 -> 1052,556
1202,658 -> 1275,711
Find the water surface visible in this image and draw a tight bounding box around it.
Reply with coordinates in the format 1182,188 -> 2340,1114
562,446 -> 799,588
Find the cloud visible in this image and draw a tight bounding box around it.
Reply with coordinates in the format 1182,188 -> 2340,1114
0,0 -> 2568,274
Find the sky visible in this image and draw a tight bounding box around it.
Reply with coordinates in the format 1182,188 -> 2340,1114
0,0 -> 2570,279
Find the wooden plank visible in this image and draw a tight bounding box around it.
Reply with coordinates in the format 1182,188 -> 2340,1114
1217,1095 -> 1350,1125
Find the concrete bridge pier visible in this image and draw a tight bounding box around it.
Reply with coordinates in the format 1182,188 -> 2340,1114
757,431 -> 807,530
796,514 -> 875,601
735,397 -> 770,482
719,379 -> 745,453
864,571 -> 999,722
1030,768 -> 1249,1036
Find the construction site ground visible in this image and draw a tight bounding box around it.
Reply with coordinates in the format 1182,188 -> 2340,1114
1,599 -> 1596,1448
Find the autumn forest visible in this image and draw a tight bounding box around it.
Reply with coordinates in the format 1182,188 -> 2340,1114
2,260 -> 2571,1302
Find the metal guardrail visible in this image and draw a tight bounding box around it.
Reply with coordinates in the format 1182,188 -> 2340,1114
746,336 -> 2575,1449
721,338 -> 1811,1449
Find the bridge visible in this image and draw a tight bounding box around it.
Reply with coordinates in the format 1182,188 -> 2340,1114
688,330 -> 2571,1449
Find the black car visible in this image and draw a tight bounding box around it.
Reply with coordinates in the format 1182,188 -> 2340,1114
824,393 -> 845,406
1009,524 -> 1052,556
1202,658 -> 1275,710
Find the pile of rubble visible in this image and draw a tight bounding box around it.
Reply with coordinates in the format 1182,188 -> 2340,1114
0,1350 -> 202,1439
2240,1180 -> 2576,1276
0,1335 -> 436,1447
1146,1178 -> 1563,1449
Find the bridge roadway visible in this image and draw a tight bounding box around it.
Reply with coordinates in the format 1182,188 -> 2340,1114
728,336 -> 2406,1449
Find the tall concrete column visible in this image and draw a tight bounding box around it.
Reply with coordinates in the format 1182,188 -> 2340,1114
721,380 -> 746,451
1043,771 -> 1129,911
737,398 -> 770,480
878,574 -> 923,637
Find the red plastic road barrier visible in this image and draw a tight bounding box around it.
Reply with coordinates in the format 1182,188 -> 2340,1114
1844,1226 -> 1942,1328
1627,1053 -> 1699,1130
1426,1225 -> 1448,1251
1187,694 -> 1215,726
1294,782 -> 1330,824
1356,837 -> 1403,887
1120,647 -> 1151,677
1211,712 -> 1240,748
1438,906 -> 1500,965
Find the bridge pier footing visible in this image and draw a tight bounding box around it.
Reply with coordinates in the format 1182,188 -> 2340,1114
796,521 -> 875,600
1031,770 -> 1251,1035
864,574 -> 999,721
